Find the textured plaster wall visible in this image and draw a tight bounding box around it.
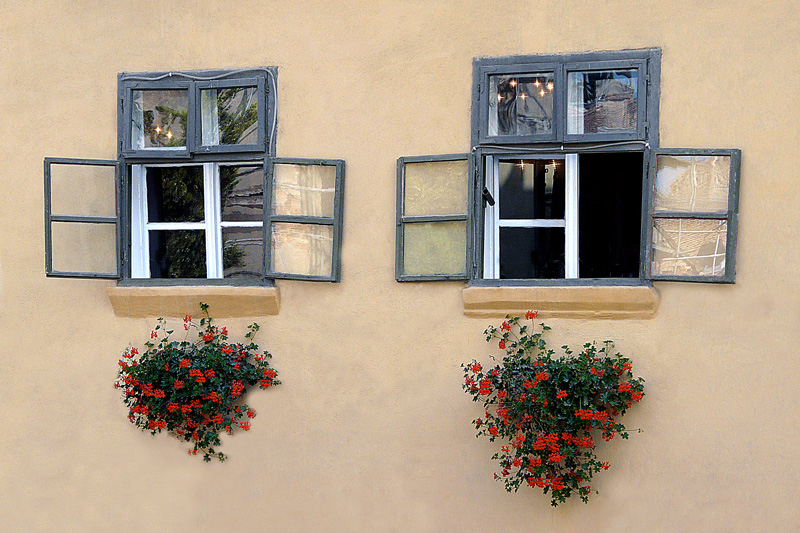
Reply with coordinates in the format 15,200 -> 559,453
1,1 -> 799,531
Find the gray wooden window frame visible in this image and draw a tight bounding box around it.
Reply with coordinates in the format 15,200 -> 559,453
44,157 -> 121,279
114,68 -> 279,286
395,153 -> 474,281
264,157 -> 346,282
645,148 -> 741,283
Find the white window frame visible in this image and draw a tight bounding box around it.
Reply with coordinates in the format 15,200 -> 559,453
482,154 -> 579,280
130,162 -> 263,279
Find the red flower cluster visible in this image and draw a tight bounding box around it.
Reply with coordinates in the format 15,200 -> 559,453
525,310 -> 539,320
115,307 -> 280,462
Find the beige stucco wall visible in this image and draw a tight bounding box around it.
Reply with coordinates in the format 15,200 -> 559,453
1,1 -> 799,530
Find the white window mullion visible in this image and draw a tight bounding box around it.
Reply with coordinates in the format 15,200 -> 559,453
565,153 -> 579,278
483,156 -> 499,279
130,165 -> 149,278
204,162 -> 223,278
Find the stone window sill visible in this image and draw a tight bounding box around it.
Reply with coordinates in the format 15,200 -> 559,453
107,286 -> 280,318
462,285 -> 659,319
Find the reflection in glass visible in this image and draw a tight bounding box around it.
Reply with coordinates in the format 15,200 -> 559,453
488,73 -> 554,136
148,230 -> 206,278
404,160 -> 469,217
223,226 -> 263,279
651,218 -> 727,277
403,221 -> 467,276
221,166 -> 264,222
567,70 -> 637,134
271,223 -> 333,277
272,164 -> 336,218
146,166 -> 204,222
51,221 -> 117,275
654,155 -> 731,213
131,90 -> 188,149
201,87 -> 259,146
500,227 -> 564,279
50,163 -> 116,218
498,159 -> 564,219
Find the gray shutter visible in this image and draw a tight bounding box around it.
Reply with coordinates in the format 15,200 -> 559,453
645,148 -> 741,282
396,154 -> 473,281
44,157 -> 121,279
264,157 -> 345,281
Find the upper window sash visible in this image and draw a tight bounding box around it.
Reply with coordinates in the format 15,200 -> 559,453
118,69 -> 274,159
194,77 -> 267,154
473,49 -> 659,146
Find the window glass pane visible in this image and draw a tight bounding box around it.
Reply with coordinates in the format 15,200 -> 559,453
654,155 -> 731,213
498,159 -> 564,219
201,87 -> 259,146
131,90 -> 188,149
221,165 -> 263,222
148,230 -> 206,278
272,164 -> 336,218
567,70 -> 637,134
50,163 -> 116,218
499,227 -> 564,279
51,221 -> 117,275
651,218 -> 727,277
404,160 -> 468,216
488,73 -> 554,136
403,221 -> 466,276
146,166 -> 204,223
223,226 -> 263,279
270,222 -> 333,277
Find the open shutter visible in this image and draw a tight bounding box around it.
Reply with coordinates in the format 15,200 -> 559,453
645,148 -> 741,282
264,157 -> 345,281
44,157 -> 121,279
396,154 -> 473,281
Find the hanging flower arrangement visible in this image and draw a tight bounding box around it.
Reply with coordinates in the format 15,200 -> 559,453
462,311 -> 645,506
115,303 -> 280,461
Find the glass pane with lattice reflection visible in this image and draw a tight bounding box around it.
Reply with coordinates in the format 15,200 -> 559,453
498,159 -> 564,220
221,165 -> 263,222
148,230 -> 206,278
488,73 -> 555,136
567,70 -> 637,134
272,164 -> 336,218
270,223 -> 333,277
651,218 -> 727,277
50,163 -> 116,218
223,226 -> 263,279
500,227 -> 565,279
403,221 -> 467,276
51,221 -> 117,275
404,160 -> 469,217
654,155 -> 731,213
200,87 -> 259,146
131,89 -> 188,149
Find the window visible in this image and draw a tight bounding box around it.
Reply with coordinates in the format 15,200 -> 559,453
396,49 -> 741,284
45,68 -> 346,284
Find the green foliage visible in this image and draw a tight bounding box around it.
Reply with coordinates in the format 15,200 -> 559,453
115,303 -> 280,461
462,311 -> 645,506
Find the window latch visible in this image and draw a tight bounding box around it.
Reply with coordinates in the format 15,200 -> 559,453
482,187 -> 495,206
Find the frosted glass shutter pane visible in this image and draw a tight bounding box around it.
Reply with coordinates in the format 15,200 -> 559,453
49,163 -> 116,217
273,164 -> 336,218
654,155 -> 731,213
403,221 -> 467,276
270,222 -> 333,277
51,222 -> 117,275
404,160 -> 469,216
651,218 -> 727,277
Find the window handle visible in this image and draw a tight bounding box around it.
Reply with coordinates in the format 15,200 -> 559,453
482,187 -> 495,207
